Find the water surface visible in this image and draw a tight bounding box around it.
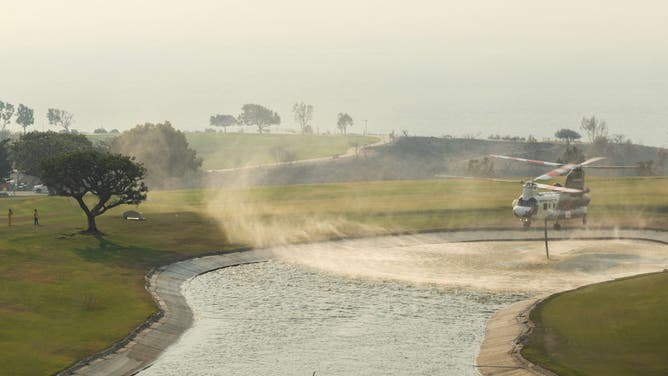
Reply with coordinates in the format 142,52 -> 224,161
142,237 -> 668,375
142,261 -> 523,375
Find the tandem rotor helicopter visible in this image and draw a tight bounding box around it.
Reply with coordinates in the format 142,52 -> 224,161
442,154 -> 633,230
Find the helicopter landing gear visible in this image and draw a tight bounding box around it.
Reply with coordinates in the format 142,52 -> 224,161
582,215 -> 587,225
553,222 -> 561,230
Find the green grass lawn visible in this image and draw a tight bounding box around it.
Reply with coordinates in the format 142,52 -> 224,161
522,272 -> 668,376
0,195 -> 237,375
0,177 -> 667,374
89,132 -> 380,171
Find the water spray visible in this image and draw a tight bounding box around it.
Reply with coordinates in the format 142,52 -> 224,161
544,219 -> 549,259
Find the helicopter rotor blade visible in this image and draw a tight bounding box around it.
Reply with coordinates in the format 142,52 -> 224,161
489,154 -> 563,167
579,157 -> 607,166
582,165 -> 637,169
534,157 -> 606,180
489,154 -> 610,180
434,175 -> 522,183
435,175 -> 585,193
534,183 -> 584,194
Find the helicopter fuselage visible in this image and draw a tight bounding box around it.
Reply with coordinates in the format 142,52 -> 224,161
512,191 -> 590,224
484,154 -> 624,229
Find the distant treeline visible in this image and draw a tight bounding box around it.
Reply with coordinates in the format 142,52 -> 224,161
209,102 -> 356,135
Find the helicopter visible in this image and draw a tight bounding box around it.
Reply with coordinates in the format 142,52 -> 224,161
488,154 -> 627,229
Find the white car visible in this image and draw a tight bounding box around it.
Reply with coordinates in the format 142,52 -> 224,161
33,184 -> 49,194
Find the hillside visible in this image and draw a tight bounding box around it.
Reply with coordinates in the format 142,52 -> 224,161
206,137 -> 667,187
89,133 -> 665,187
187,132 -> 379,170
89,132 -> 379,171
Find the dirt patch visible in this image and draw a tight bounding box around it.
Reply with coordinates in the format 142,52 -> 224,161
0,303 -> 29,314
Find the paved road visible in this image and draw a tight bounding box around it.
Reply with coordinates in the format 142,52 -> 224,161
1,190 -> 49,197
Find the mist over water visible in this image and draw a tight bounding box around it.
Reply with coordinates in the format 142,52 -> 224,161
272,236 -> 668,294
142,261 -> 522,376
143,235 -> 668,375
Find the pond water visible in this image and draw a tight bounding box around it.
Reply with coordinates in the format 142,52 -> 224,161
141,238 -> 668,376
142,261 -> 523,376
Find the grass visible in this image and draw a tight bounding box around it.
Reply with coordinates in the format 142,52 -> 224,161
0,195 -> 236,375
186,132 -> 379,170
0,176 -> 667,374
521,272 -> 668,376
89,132 -> 380,170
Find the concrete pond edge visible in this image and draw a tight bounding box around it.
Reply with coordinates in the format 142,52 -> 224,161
59,249 -> 273,376
58,228 -> 668,376
476,229 -> 668,376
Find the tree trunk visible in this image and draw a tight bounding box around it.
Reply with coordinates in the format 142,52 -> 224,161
85,213 -> 99,234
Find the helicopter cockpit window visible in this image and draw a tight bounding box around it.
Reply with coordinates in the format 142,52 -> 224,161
517,198 -> 537,208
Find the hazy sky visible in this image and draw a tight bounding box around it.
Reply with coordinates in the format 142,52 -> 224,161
2,0 -> 668,145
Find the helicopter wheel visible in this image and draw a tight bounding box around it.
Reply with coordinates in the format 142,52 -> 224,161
522,219 -> 531,228
582,216 -> 587,225
553,222 -> 561,230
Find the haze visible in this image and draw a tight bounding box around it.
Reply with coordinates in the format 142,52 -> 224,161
3,0 -> 668,145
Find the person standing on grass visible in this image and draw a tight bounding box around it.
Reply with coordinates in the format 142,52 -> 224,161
33,209 -> 39,226
8,208 -> 12,226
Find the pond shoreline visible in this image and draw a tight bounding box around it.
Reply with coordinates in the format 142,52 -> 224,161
60,249 -> 272,376
476,229 -> 668,376
60,228 -> 668,376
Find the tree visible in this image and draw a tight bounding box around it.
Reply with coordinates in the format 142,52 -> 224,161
16,104 -> 34,134
610,134 -> 628,144
554,128 -> 581,144
238,104 -> 280,134
47,108 -> 74,133
0,139 -> 12,181
0,101 -> 15,131
467,157 -> 495,177
209,114 -> 237,133
557,145 -> 585,164
337,112 -> 353,134
524,135 -> 540,153
292,102 -> 314,134
656,148 -> 668,170
94,128 -> 108,134
580,116 -> 608,143
635,160 -> 655,176
12,131 -> 94,176
110,121 -> 201,187
40,150 -> 147,234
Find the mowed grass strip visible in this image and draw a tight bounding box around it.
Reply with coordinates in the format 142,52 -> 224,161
521,272 -> 668,376
0,177 -> 666,374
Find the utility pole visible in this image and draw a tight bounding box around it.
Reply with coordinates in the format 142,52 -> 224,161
364,119 -> 368,136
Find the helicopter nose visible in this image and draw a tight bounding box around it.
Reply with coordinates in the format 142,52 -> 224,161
513,206 -> 534,218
